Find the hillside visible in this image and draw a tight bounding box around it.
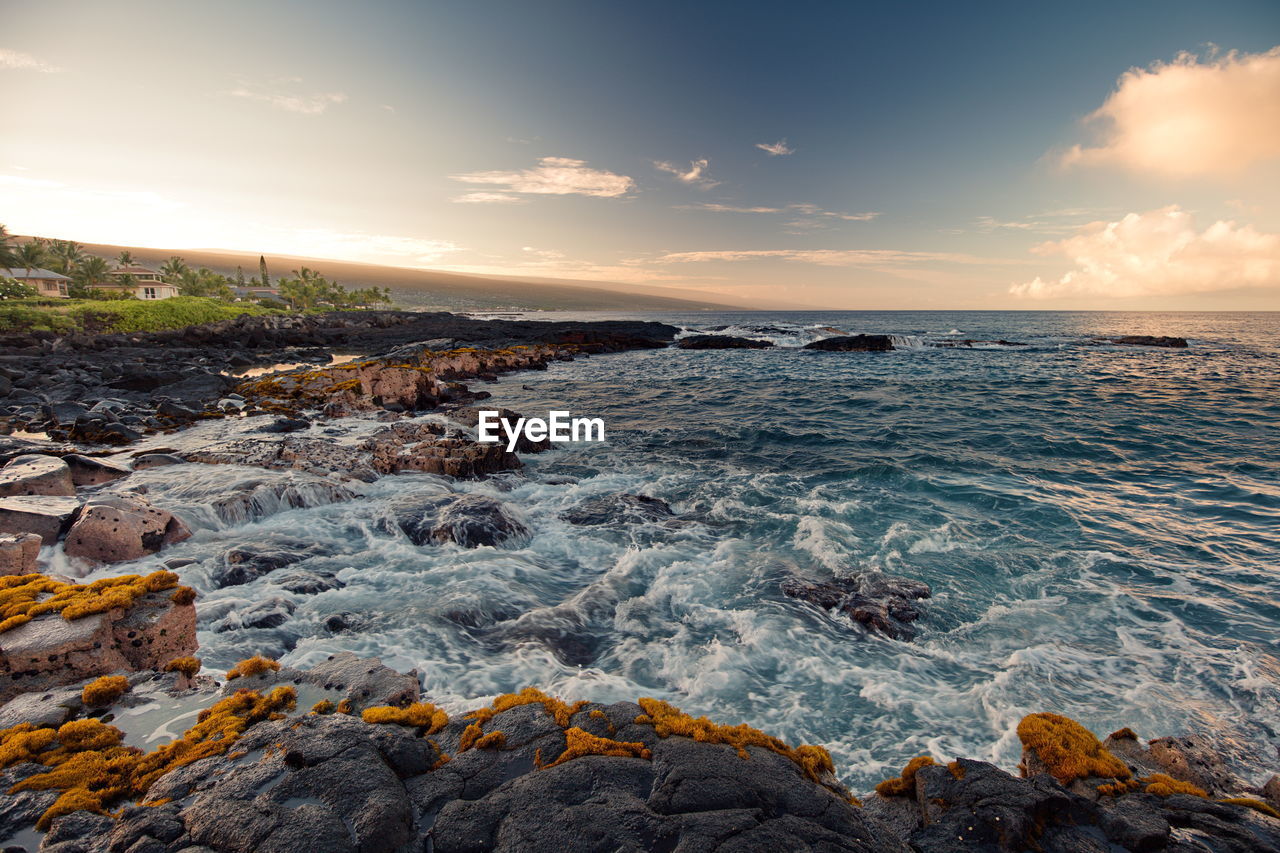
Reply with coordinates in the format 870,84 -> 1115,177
47,240 -> 749,312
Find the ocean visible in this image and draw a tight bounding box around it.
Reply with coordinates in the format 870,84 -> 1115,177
78,310 -> 1280,789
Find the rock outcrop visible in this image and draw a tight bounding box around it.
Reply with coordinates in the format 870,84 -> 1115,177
0,496 -> 80,542
675,334 -> 774,349
62,494 -> 192,564
389,493 -> 531,548
0,533 -> 41,576
782,571 -> 932,640
0,572 -> 197,702
1110,335 -> 1189,348
0,455 -> 75,498
804,334 -> 895,352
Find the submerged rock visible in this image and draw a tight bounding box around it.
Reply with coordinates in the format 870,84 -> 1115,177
390,493 -> 531,548
804,334 -> 895,352
560,493 -> 675,526
676,334 -> 774,349
1110,335 -> 1188,348
782,571 -> 932,640
213,539 -> 338,588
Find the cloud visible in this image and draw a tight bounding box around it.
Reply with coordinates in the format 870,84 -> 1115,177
227,83 -> 347,115
451,156 -> 634,198
650,248 -> 1005,267
0,49 -> 63,73
654,158 -> 719,188
452,192 -> 527,204
755,140 -> 794,156
1010,205 -> 1280,298
684,202 -> 879,222
1061,46 -> 1280,177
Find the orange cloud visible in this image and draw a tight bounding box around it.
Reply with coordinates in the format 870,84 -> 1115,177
1062,46 -> 1280,177
1011,205 -> 1280,298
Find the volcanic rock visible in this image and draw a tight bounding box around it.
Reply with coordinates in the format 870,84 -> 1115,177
62,494 -> 192,564
782,571 -> 931,640
803,334 -> 895,352
676,334 -> 774,349
0,454 -> 75,498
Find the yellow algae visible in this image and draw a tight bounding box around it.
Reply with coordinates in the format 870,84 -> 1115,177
311,700 -> 335,714
633,697 -> 837,785
169,586 -> 197,606
1098,779 -> 1141,797
1142,773 -> 1207,797
1218,798 -> 1280,818
0,571 -> 180,632
224,655 -> 280,680
465,687 -> 587,729
1016,713 -> 1130,785
875,755 -> 936,797
538,727 -> 650,769
163,657 -> 201,678
4,687 -> 297,830
361,702 -> 448,733
588,708 -> 616,734
947,760 -> 966,780
458,722 -> 484,752
81,676 -> 130,708
1108,727 -> 1139,741
335,699 -> 353,715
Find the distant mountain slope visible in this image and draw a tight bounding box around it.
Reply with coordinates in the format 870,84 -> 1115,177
50,240 -> 748,311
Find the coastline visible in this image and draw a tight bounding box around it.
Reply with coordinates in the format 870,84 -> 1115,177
1,311 -> 1278,851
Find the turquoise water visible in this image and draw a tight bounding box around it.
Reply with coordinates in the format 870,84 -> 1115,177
95,311 -> 1280,790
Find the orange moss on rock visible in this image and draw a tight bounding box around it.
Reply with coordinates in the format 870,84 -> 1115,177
538,726 -> 651,769
634,697 -> 837,786
947,760 -> 965,780
1016,713 -> 1130,785
225,655 -> 280,680
0,571 -> 181,633
311,700 -> 335,715
1143,773 -> 1207,797
81,676 -> 130,708
1108,727 -> 1139,741
1218,798 -> 1280,819
361,702 -> 448,734
1,687 -> 296,829
163,656 -> 201,678
169,586 -> 197,606
875,755 -> 936,797
465,687 -> 588,729
1098,779 -> 1141,797
335,699 -> 353,715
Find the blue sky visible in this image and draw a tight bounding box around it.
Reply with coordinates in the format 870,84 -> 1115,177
2,0 -> 1278,308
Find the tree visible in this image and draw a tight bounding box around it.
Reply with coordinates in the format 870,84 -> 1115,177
15,242 -> 46,277
45,240 -> 85,275
0,225 -> 21,270
116,251 -> 135,268
160,256 -> 189,283
259,255 -> 269,289
70,256 -> 114,297
234,266 -> 246,288
177,267 -> 234,300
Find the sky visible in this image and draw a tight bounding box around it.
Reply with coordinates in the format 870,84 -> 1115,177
1,0 -> 1278,309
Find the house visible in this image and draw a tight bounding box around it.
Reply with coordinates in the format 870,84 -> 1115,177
1,267 -> 71,298
231,285 -> 282,302
97,265 -> 180,300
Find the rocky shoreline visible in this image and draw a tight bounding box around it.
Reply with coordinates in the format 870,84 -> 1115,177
0,310 -> 1267,852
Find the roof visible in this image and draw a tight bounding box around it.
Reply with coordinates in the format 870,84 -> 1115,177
112,265 -> 162,275
232,286 -> 281,297
1,268 -> 71,281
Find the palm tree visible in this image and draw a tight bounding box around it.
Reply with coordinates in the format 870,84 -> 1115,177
46,240 -> 85,275
73,256 -> 114,291
0,225 -> 21,270
15,242 -> 45,277
159,256 -> 188,283
116,251 -> 135,269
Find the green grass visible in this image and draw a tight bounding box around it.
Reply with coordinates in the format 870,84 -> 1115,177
0,297 -> 284,334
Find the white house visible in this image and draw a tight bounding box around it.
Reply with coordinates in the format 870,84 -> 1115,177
1,267 -> 71,298
97,265 -> 180,300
